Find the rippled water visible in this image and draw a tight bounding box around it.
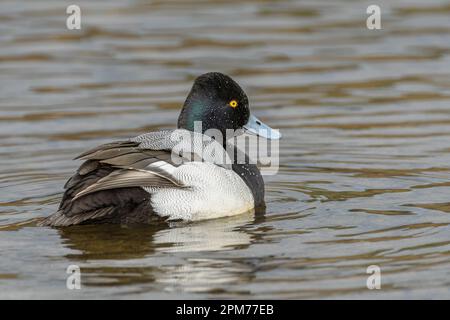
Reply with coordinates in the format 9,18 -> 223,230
1,0 -> 450,299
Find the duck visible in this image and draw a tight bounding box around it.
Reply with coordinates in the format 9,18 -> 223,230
39,72 -> 281,227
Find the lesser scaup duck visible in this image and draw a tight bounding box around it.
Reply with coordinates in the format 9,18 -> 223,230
39,72 -> 280,227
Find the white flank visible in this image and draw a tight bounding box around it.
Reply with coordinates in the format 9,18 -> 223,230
144,162 -> 254,221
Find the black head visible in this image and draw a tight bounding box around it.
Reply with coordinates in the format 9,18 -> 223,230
177,72 -> 250,137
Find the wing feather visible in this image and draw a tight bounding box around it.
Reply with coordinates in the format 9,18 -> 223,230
74,141 -> 138,160
73,168 -> 183,200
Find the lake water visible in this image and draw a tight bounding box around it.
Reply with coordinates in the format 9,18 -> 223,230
1,0 -> 450,299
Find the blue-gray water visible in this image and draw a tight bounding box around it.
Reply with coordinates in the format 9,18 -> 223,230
1,0 -> 450,299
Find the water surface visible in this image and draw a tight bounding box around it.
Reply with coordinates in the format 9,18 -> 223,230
1,0 -> 450,299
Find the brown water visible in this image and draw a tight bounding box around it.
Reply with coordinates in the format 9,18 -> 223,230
1,0 -> 450,299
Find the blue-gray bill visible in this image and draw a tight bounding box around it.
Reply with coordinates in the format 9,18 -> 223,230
243,114 -> 281,140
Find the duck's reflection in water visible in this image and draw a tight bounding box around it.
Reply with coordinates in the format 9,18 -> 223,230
152,211 -> 256,294
58,210 -> 259,294
155,211 -> 255,252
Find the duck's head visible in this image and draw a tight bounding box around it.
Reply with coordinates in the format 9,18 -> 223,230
178,72 -> 281,140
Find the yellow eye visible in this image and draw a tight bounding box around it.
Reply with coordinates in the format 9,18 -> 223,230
229,100 -> 238,108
